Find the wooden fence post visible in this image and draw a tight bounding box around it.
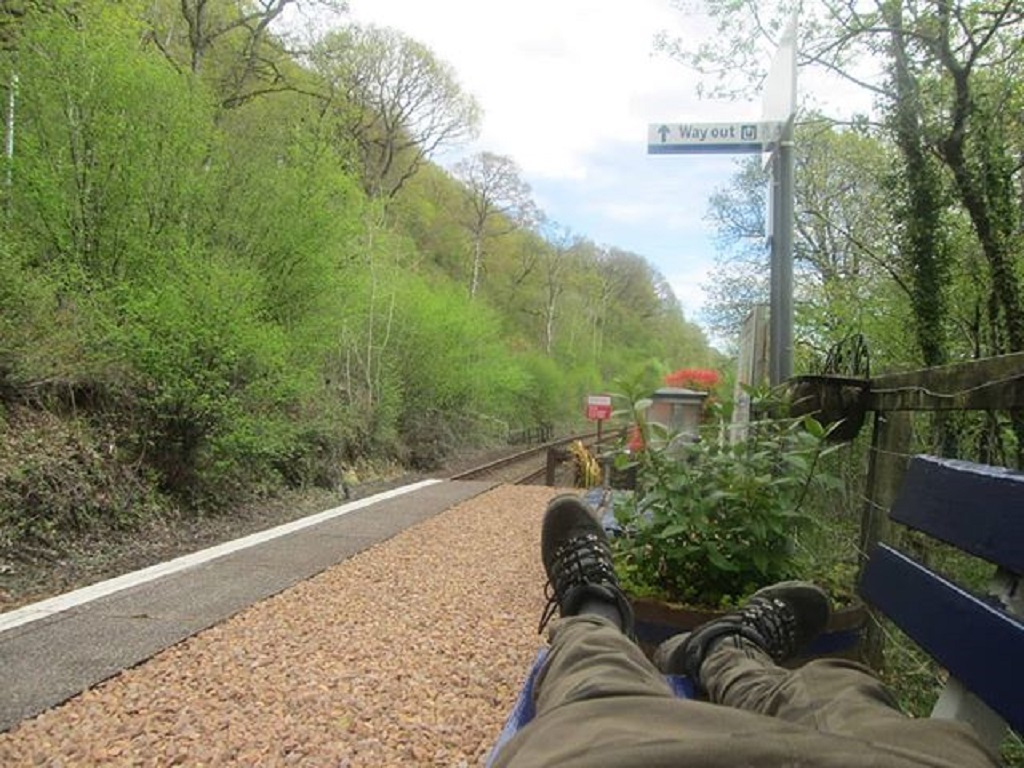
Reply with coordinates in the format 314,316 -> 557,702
546,448 -> 562,487
858,408 -> 912,669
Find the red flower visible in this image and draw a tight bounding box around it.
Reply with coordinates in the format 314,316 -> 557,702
627,425 -> 645,452
664,368 -> 720,390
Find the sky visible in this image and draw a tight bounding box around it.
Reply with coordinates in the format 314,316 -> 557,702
300,0 -> 873,337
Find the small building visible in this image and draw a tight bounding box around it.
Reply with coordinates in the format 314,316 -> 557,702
648,387 -> 708,436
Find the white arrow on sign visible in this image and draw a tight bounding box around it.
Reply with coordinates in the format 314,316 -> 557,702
647,122 -> 781,155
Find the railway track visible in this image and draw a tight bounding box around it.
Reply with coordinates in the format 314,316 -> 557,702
451,432 -> 603,486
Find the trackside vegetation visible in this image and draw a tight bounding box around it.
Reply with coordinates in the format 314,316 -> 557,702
0,2 -> 716,551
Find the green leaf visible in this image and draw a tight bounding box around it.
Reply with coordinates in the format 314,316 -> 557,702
782,453 -> 810,473
802,415 -> 826,439
817,474 -> 846,492
657,523 -> 688,539
705,544 -> 739,572
707,489 -> 735,503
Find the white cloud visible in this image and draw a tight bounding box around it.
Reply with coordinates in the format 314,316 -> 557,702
345,0 -> 751,179
593,201 -> 655,225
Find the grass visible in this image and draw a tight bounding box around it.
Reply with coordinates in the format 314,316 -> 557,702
878,618 -> 1023,766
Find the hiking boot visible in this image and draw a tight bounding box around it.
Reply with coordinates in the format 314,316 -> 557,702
538,494 -> 634,635
653,581 -> 830,682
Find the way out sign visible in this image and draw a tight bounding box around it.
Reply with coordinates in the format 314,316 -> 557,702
586,395 -> 613,421
647,122 -> 778,155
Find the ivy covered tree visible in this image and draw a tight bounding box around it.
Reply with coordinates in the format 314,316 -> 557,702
662,0 -> 1024,364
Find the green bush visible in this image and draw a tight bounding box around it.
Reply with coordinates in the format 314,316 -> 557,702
515,351 -> 572,428
613,395 -> 840,607
387,276 -> 530,463
112,255 -> 302,506
11,5 -> 213,286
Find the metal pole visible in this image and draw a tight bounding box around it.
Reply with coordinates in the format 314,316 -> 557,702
777,116 -> 795,383
769,153 -> 779,386
765,12 -> 797,386
768,119 -> 795,386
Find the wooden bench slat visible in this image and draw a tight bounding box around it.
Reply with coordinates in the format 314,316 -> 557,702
889,456 -> 1024,574
859,544 -> 1024,734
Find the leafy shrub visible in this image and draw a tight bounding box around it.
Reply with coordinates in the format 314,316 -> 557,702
515,351 -> 573,427
387,276 -> 530,460
612,394 -> 840,607
12,4 -> 213,287
112,255 -> 302,506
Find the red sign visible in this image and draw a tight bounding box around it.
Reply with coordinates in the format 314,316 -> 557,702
586,395 -> 613,421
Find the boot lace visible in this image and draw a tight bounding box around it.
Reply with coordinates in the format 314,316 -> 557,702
538,533 -> 617,633
738,595 -> 798,661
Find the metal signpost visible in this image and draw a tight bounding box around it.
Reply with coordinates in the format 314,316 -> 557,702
586,395 -> 613,443
647,122 -> 777,155
648,18 -> 797,386
763,19 -> 798,386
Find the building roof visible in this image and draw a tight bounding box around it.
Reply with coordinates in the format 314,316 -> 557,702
651,387 -> 709,402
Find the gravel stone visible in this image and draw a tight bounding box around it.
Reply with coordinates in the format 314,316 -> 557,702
0,484 -> 564,767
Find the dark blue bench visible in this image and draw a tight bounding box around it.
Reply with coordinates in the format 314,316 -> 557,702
858,455 -> 1024,751
488,455 -> 1023,764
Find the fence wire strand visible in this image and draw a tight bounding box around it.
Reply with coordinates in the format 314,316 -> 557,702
870,371 -> 1024,400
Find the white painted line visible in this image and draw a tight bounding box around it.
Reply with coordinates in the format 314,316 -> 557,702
0,479 -> 443,635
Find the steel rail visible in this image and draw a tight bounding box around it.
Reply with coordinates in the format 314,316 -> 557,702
450,431 -> 601,484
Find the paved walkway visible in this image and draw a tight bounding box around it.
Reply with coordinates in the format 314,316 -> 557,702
0,479 -> 495,733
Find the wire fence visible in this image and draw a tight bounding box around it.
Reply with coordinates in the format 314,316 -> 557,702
849,354 -> 1024,762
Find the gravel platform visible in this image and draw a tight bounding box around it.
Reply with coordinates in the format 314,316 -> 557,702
0,484 -> 562,767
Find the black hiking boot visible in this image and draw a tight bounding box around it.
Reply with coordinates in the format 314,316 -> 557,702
538,494 -> 634,635
653,581 -> 830,683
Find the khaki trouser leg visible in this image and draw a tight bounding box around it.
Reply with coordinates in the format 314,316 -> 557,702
532,615 -> 675,713
701,636 -> 1000,766
702,636 -> 905,732
493,618 -> 999,768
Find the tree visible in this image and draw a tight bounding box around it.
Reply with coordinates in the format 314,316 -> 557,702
9,3 -> 213,286
702,157 -> 771,340
919,4 -> 1024,353
452,151 -> 534,297
881,2 -> 953,367
0,0 -> 725,532
584,248 -> 659,368
0,0 -> 67,53
144,0 -> 347,108
535,222 -> 580,354
208,90 -> 366,329
312,24 -> 480,200
662,0 -> 1024,363
704,122 -> 916,367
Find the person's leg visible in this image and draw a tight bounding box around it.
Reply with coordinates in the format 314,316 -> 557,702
655,583 -> 1001,767
490,494 -> 697,768
700,638 -> 999,766
498,586 -> 818,768
497,501 -> 999,768
531,494 -> 675,711
533,614 -> 675,715
653,582 -> 929,730
702,634 -> 904,728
